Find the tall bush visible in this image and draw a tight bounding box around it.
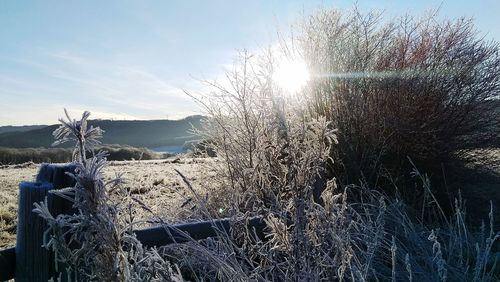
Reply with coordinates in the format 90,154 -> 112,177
300,8 -> 500,195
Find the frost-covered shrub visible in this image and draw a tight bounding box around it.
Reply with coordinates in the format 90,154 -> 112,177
184,42 -> 498,280
300,8 -> 500,195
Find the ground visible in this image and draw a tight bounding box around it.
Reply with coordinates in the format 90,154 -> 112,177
0,158 -> 218,248
1,150 -> 499,250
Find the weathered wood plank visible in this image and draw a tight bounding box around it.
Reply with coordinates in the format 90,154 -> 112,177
12,164 -> 77,282
36,163 -> 77,188
36,163 -> 77,282
15,181 -> 53,282
36,163 -> 78,220
135,216 -> 267,248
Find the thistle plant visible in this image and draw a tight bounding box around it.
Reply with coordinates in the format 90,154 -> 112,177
34,110 -> 183,281
52,109 -> 104,163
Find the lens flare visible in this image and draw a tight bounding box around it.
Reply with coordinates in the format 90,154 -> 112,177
273,58 -> 310,93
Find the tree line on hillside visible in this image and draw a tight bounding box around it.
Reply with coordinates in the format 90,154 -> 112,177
0,145 -> 162,165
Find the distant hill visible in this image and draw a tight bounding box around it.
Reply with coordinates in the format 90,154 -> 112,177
0,125 -> 47,134
0,116 -> 203,148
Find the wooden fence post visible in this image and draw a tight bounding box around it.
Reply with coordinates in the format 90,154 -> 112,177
7,162 -> 273,281
36,163 -> 77,216
15,163 -> 76,282
15,181 -> 53,282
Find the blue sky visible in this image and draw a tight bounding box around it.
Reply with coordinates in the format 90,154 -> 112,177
1,0 -> 499,126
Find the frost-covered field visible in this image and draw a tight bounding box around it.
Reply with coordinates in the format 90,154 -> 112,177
0,158 -> 217,248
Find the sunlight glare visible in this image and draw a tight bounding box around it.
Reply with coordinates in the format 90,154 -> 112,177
273,58 -> 310,93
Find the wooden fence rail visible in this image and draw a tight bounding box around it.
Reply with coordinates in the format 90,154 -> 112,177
0,163 -> 267,281
0,218 -> 266,281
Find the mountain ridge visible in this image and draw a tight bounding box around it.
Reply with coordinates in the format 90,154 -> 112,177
0,125 -> 47,134
0,115 -> 203,148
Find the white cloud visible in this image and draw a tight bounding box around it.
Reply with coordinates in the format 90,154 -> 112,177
43,52 -> 200,118
0,51 -> 206,125
64,108 -> 141,121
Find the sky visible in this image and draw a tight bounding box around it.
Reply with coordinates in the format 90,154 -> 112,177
1,0 -> 499,126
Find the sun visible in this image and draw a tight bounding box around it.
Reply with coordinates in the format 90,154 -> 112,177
272,57 -> 310,93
